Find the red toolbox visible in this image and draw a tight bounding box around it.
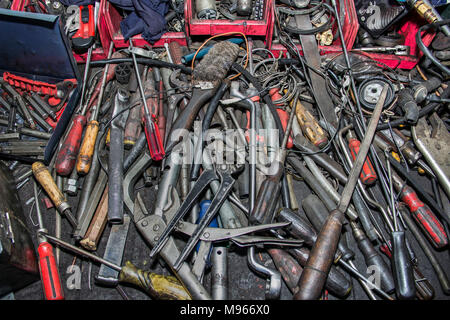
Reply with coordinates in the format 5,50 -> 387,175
10,0 -> 106,62
355,15 -> 436,70
270,0 -> 358,56
185,0 -> 274,46
98,0 -> 187,48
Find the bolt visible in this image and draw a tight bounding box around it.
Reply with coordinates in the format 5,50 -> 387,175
203,232 -> 210,239
53,1 -> 61,9
153,224 -> 160,231
154,236 -> 159,242
141,220 -> 148,227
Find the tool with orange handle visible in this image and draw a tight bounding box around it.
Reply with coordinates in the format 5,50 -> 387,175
292,97 -> 328,149
76,42 -> 114,174
33,181 -> 64,300
347,130 -> 377,185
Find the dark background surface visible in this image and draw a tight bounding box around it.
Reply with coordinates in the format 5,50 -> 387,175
5,160 -> 450,301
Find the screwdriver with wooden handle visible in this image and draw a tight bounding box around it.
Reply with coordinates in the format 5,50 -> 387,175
76,42 -> 114,175
293,84 -> 388,300
32,161 -> 78,228
41,233 -> 191,300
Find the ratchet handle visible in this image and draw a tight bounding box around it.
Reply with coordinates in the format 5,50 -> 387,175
293,209 -> 344,300
400,185 -> 448,248
38,242 -> 64,300
119,261 -> 191,300
55,114 -> 86,176
76,120 -> 99,175
349,138 -> 377,185
143,113 -> 165,161
391,231 -> 416,300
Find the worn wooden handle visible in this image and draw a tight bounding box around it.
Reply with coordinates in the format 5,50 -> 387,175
32,162 -> 69,213
293,209 -> 343,300
76,120 -> 99,175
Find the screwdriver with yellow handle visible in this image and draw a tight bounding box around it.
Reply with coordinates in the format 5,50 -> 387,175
293,84 -> 388,300
76,42 -> 114,175
292,97 -> 328,149
41,232 -> 191,300
32,161 -> 78,228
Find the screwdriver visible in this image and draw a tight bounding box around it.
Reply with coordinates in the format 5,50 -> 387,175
55,46 -> 93,176
302,194 -> 395,299
33,181 -> 64,300
32,161 -> 78,228
398,204 -> 450,294
129,39 -> 165,161
292,98 -> 328,148
76,42 -> 114,175
41,233 -> 191,300
390,166 -> 448,249
277,208 -> 392,299
385,148 -> 416,300
250,92 -> 299,225
350,221 -> 396,293
347,130 -> 377,185
293,84 -> 388,300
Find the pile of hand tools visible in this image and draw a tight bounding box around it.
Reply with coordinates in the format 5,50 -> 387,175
1,0 -> 450,301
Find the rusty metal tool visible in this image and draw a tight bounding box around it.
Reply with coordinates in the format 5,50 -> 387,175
293,84 -> 388,300
42,232 -> 191,300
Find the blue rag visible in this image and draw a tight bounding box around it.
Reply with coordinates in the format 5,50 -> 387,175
59,0 -> 169,44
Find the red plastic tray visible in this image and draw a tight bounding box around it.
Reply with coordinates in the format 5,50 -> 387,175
10,0 -> 106,62
185,0 -> 274,42
98,0 -> 187,49
355,16 -> 436,70
270,0 -> 358,56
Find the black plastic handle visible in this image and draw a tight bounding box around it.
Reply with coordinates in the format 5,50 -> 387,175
391,231 -> 416,300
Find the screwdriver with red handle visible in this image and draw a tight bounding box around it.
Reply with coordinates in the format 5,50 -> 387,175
390,168 -> 448,249
347,130 -> 377,185
129,39 -> 165,161
55,47 -> 93,176
33,181 -> 64,300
